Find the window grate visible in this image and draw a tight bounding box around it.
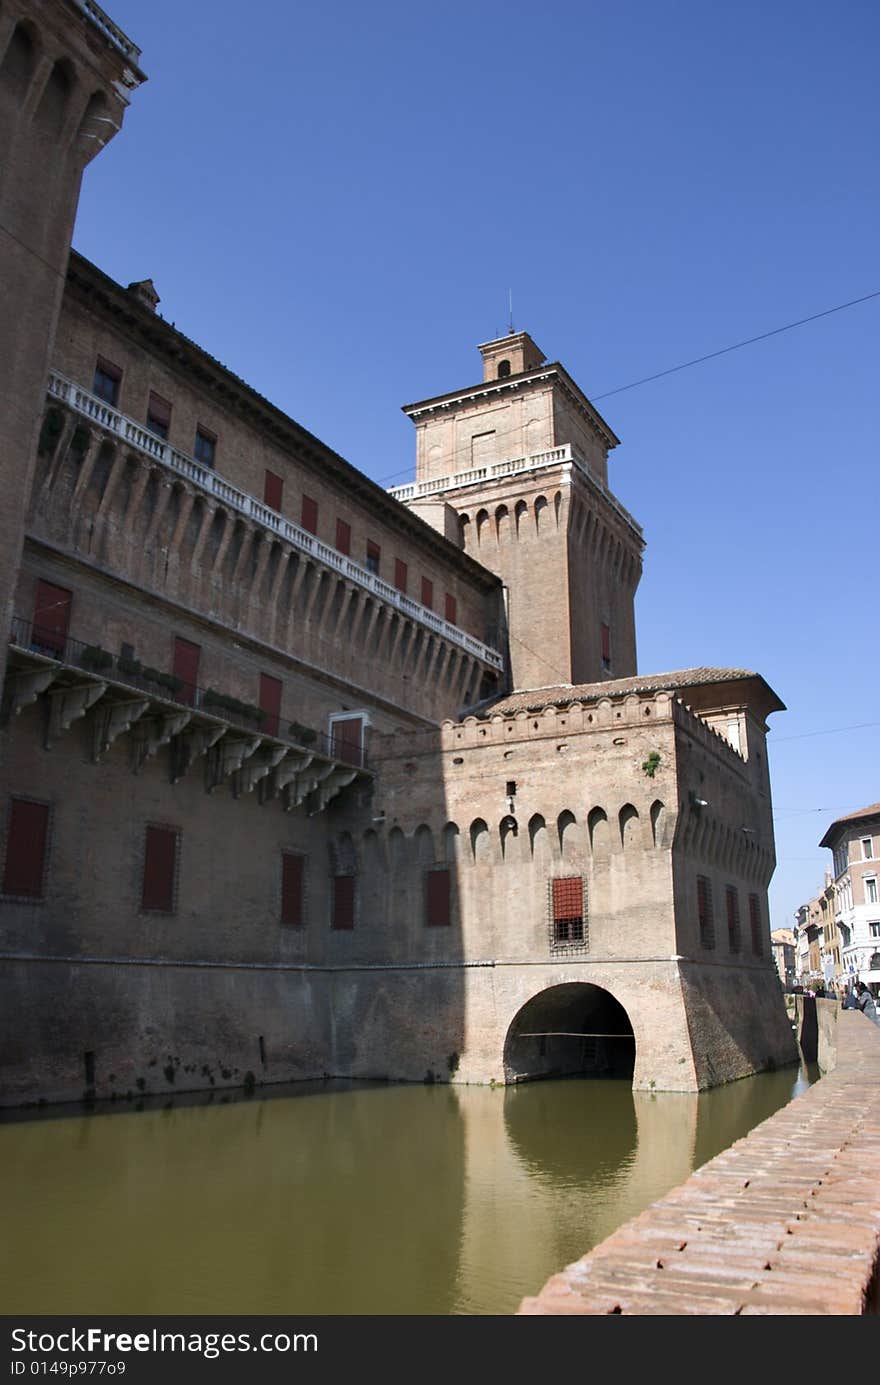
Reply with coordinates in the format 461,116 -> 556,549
549,876 -> 589,951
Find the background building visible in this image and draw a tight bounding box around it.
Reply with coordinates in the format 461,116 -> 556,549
820,803 -> 880,997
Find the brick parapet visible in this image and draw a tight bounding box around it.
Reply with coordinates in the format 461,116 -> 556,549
519,1006 -> 880,1315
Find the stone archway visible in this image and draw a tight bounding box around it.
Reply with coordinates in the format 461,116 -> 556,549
503,983 -> 635,1083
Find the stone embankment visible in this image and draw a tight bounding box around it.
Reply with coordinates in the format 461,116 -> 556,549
519,1004 -> 880,1315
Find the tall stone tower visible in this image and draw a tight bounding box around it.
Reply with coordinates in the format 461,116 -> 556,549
397,332 -> 644,692
0,0 -> 144,686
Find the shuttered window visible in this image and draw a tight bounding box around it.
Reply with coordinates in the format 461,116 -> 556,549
332,874 -> 355,930
335,518 -> 351,555
330,716 -> 364,767
32,579 -> 72,657
394,559 -> 407,594
426,868 -> 451,926
697,875 -> 715,949
281,852 -> 304,927
550,876 -> 586,945
749,894 -> 763,955
264,470 -> 283,511
726,885 -> 741,953
259,673 -> 282,737
172,637 -> 200,706
445,593 -> 457,625
93,357 -> 122,407
366,541 -> 381,575
301,495 -> 318,535
2,798 -> 50,898
421,576 -> 433,610
142,825 -> 178,913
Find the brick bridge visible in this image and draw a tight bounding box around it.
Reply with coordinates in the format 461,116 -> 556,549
520,1001 -> 880,1315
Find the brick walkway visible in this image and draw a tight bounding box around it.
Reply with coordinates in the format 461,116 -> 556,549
519,1011 -> 880,1315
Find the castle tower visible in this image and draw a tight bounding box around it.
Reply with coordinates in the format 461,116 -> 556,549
398,332 -> 644,691
0,0 -> 145,686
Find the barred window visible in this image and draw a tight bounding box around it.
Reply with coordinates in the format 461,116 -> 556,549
549,876 -> 587,950
697,875 -> 714,949
749,893 -> 763,955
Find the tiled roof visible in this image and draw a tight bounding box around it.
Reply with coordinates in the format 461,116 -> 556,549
481,667 -> 760,716
819,803 -> 880,848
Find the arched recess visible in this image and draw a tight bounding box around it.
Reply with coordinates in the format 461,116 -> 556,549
514,499 -> 528,536
557,810 -> 578,861
475,509 -> 489,544
650,800 -> 666,848
458,513 -> 471,553
503,983 -> 635,1082
0,23 -> 38,100
534,495 -> 548,533
495,504 -> 510,543
35,58 -> 75,138
469,818 -> 490,863
388,826 -> 406,871
414,823 -> 434,866
499,815 -> 518,860
553,490 -> 563,526
528,813 -> 550,866
442,822 -> 460,863
588,806 -> 609,858
619,803 -> 640,849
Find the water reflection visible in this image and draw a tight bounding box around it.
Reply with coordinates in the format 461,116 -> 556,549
0,1064 -> 814,1316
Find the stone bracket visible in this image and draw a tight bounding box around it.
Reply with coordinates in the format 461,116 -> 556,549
46,681 -> 106,749
7,667 -> 58,719
92,698 -> 151,762
283,760 -> 336,812
232,743 -> 288,797
170,723 -> 226,784
131,710 -> 192,773
311,766 -> 358,813
205,734 -> 262,792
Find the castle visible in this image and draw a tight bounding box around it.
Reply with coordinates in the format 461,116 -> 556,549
0,0 -> 797,1106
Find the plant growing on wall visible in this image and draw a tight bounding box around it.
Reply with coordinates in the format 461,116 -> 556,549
289,722 -> 317,744
642,751 -> 661,778
81,644 -> 113,670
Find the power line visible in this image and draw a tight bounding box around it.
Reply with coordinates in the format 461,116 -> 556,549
773,720 -> 880,743
374,288 -> 880,486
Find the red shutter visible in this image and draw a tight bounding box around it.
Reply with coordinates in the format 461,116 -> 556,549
552,876 -> 582,919
281,852 -> 304,927
172,637 -> 200,706
332,875 -> 355,929
444,593 -> 457,625
3,799 -> 50,897
421,576 -> 433,609
331,717 -> 363,766
394,559 -> 407,593
264,470 -> 283,511
366,540 -> 381,574
142,826 -> 177,911
32,580 -> 72,657
426,868 -> 450,926
259,673 -> 282,737
335,518 -> 351,555
301,495 -> 318,535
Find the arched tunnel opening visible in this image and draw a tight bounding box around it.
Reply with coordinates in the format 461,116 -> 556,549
503,983 -> 635,1083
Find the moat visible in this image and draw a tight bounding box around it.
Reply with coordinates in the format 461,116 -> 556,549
0,1067 -> 816,1316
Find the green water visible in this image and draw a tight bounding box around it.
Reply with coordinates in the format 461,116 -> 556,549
0,1065 -> 815,1315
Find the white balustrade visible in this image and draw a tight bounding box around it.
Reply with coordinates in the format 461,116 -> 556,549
46,372 -> 504,672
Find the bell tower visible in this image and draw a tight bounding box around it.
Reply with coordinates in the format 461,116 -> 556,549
0,0 -> 145,688
398,332 -> 645,691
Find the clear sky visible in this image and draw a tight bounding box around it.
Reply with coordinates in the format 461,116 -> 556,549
72,0 -> 879,934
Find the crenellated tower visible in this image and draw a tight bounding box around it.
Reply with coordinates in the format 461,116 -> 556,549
0,0 -> 145,687
396,332 -> 644,692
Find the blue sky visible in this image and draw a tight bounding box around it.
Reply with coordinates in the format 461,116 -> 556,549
73,0 -> 879,932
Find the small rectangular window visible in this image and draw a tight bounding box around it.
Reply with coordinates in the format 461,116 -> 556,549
365,541 -> 381,575
870,922 -> 880,939
335,518 -> 351,555
601,621 -> 612,670
146,390 -> 171,439
32,579 -> 72,658
281,852 -> 304,927
426,868 -> 451,927
172,636 -> 200,706
421,576 -> 433,610
330,715 -> 364,767
445,593 -> 457,625
697,876 -> 715,949
259,673 -> 282,737
863,838 -> 874,861
749,893 -> 763,956
301,495 -> 318,535
194,427 -> 216,468
394,559 -> 407,594
332,874 -> 355,930
866,878 -> 879,906
726,885 -> 741,953
93,357 -> 122,407
142,825 -> 178,913
264,470 -> 283,512
550,876 -> 586,946
2,798 -> 50,898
